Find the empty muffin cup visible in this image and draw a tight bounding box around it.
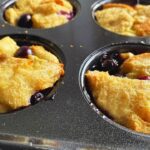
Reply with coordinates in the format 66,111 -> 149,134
79,42 -> 150,136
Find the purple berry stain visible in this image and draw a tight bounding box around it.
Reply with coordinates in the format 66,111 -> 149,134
138,76 -> 150,80
58,11 -> 74,20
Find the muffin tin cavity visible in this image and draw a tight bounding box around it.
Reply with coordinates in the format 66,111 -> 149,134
92,0 -> 150,37
1,0 -> 80,29
0,34 -> 65,113
79,43 -> 150,135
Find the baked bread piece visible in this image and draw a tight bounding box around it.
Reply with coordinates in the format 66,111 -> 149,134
133,19 -> 150,36
135,5 -> 150,18
95,3 -> 150,36
86,71 -> 150,134
0,37 -> 19,56
120,53 -> 150,78
0,54 -> 64,112
133,5 -> 150,36
0,37 -> 64,113
95,6 -> 136,36
30,45 -> 59,63
5,0 -> 73,28
32,13 -> 68,28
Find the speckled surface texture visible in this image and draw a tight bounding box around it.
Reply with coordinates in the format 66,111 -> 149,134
0,0 -> 149,149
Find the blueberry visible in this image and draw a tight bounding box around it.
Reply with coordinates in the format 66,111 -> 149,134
14,46 -> 33,58
99,52 -> 109,63
91,52 -> 123,74
111,52 -> 123,64
30,92 -> 44,105
101,59 -> 119,72
138,76 -> 150,80
17,14 -> 32,28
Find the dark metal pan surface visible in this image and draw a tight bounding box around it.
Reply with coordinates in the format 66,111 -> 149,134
0,0 -> 149,149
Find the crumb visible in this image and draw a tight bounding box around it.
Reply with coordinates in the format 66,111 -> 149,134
80,45 -> 83,48
1,24 -> 5,28
70,44 -> 74,48
24,30 -> 28,34
61,81 -> 64,85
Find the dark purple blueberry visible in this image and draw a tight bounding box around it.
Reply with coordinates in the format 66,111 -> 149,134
111,52 -> 123,64
111,52 -> 120,60
91,53 -> 109,70
17,14 -> 32,28
101,59 -> 119,72
41,87 -> 56,101
138,76 -> 150,80
99,52 -> 109,63
41,87 -> 53,96
15,46 -> 33,58
30,92 -> 44,105
91,52 -> 124,74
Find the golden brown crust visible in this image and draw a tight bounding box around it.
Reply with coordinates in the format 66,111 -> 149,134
95,8 -> 135,35
30,45 -> 59,63
0,37 -> 19,56
133,19 -> 150,36
95,3 -> 150,36
135,4 -> 150,18
32,13 -> 68,28
0,54 -> 64,112
120,52 -> 134,60
121,53 -> 150,78
86,71 -> 150,134
5,0 -> 73,28
103,3 -> 135,12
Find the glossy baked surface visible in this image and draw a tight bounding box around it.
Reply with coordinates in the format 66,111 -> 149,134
86,52 -> 150,134
4,0 -> 74,28
0,36 -> 64,113
95,3 -> 150,36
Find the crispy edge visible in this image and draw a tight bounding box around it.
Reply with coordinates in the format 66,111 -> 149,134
103,3 -> 135,12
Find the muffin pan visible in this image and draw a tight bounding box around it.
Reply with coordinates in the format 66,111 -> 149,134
0,0 -> 149,149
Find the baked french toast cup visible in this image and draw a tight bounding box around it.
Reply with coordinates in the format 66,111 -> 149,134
2,0 -> 79,29
79,42 -> 150,135
92,0 -> 150,37
0,34 -> 65,113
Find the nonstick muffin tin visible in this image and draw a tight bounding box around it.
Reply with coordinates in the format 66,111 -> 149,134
0,0 -> 149,149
